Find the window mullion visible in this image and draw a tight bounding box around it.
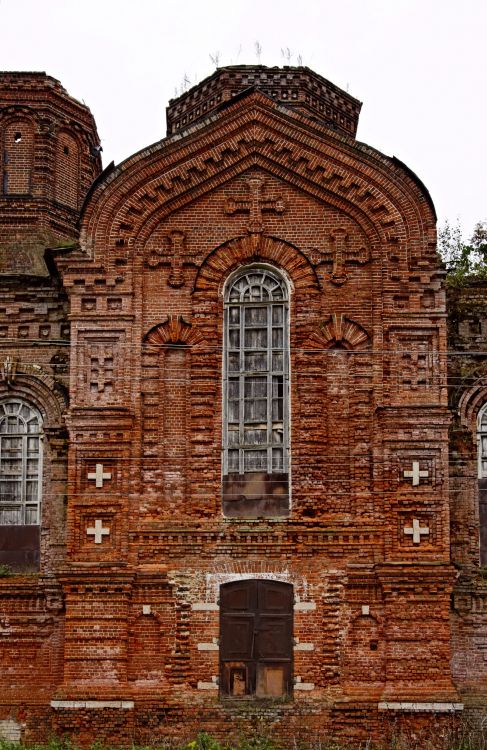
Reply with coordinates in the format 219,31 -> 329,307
267,304 -> 272,474
239,304 -> 245,475
21,434 -> 27,525
283,306 -> 289,472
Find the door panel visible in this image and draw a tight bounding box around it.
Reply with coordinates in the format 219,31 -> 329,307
256,615 -> 292,660
220,614 -> 254,660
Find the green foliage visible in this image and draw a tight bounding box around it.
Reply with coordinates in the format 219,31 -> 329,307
1,727 -> 487,750
0,563 -> 13,577
438,219 -> 487,285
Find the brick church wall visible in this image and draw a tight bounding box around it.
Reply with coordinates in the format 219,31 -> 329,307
1,65 -> 486,747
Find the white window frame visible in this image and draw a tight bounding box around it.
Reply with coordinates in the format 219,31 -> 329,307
0,399 -> 43,525
222,264 -> 290,480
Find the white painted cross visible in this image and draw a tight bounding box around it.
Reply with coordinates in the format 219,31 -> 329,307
404,518 -> 430,545
86,519 -> 110,544
403,461 -> 429,486
87,463 -> 112,488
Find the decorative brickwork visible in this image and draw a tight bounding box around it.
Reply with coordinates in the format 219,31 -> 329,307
0,65 -> 486,747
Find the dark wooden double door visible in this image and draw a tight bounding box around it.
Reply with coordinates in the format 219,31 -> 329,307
220,579 -> 293,698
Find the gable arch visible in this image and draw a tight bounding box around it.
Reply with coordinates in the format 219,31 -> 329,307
194,234 -> 320,295
130,155 -> 385,253
77,97 -> 435,272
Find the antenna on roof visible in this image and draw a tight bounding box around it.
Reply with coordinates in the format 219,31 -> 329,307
255,41 -> 262,64
210,51 -> 221,68
281,47 -> 292,64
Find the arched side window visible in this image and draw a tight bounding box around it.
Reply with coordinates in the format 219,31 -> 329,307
478,404 -> 487,565
222,266 -> 290,518
2,120 -> 34,195
0,400 -> 42,525
478,404 -> 487,479
55,131 -> 80,209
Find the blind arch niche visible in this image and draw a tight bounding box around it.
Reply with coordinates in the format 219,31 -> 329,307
222,265 -> 290,518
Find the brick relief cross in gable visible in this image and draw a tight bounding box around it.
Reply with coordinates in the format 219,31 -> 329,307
146,230 -> 197,287
224,176 -> 286,234
313,229 -> 370,285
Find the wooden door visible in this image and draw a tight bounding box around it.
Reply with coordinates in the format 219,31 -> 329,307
220,579 -> 293,698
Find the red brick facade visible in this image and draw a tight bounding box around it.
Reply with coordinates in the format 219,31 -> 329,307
0,66 -> 486,747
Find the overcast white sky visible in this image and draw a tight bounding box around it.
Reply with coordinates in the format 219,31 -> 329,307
0,0 -> 485,236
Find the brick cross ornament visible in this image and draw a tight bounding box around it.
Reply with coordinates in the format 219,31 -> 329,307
403,461 -> 429,486
147,230 -> 189,287
404,518 -> 430,545
87,463 -> 112,488
319,229 -> 370,285
86,519 -> 110,544
224,176 -> 285,233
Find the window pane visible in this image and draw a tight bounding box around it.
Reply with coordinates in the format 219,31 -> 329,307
228,429 -> 240,447
245,307 -> 267,325
228,353 -> 240,372
25,506 -> 38,524
0,458 -> 22,477
228,401 -> 240,422
272,376 -> 283,398
244,399 -> 267,421
272,448 -> 284,472
272,427 -> 284,444
0,481 -> 22,501
244,328 -> 267,349
272,328 -> 283,348
26,481 -> 39,501
229,308 -> 240,324
228,450 -> 239,472
272,399 -> 283,420
229,329 -> 240,348
0,507 -> 22,524
272,307 -> 284,325
2,436 -> 22,451
228,379 -> 239,399
244,377 -> 267,398
27,436 -> 39,452
244,352 -> 268,371
244,428 -> 267,445
272,352 -> 283,371
244,450 -> 267,472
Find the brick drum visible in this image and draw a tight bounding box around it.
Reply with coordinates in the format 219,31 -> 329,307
0,65 -> 486,747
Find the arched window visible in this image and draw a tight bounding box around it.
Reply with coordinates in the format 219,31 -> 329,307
222,266 -> 290,518
478,404 -> 487,565
2,120 -> 34,195
55,131 -> 80,209
0,400 -> 43,525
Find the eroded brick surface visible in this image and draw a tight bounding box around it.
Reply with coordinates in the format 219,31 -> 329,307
0,65 -> 486,747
